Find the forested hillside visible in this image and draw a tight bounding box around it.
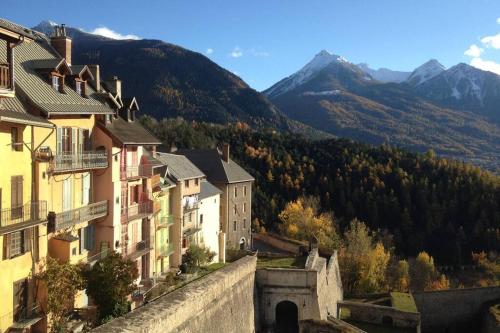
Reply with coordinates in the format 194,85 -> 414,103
142,117 -> 500,265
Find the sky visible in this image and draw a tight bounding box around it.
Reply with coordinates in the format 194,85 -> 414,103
4,0 -> 500,90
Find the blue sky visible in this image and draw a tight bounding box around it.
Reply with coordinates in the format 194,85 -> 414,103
5,0 -> 500,90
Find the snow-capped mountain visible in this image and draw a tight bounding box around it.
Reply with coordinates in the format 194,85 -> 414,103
406,59 -> 446,86
264,50 -> 354,98
356,63 -> 411,83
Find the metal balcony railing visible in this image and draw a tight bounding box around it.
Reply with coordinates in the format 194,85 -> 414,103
157,243 -> 174,258
124,238 -> 152,260
156,215 -> 174,229
54,200 -> 108,231
0,63 -> 10,90
0,303 -> 42,330
0,201 -> 47,230
120,164 -> 152,180
183,201 -> 199,213
50,151 -> 108,173
121,200 -> 153,223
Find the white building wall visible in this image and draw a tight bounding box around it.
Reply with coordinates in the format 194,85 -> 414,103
198,193 -> 221,263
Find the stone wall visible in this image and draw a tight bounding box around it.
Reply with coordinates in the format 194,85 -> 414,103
91,255 -> 257,333
253,232 -> 306,254
413,286 -> 500,332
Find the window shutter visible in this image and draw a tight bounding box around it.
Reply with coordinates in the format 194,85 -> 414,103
56,128 -> 62,154
72,128 -> 77,154
3,233 -> 10,259
23,228 -> 31,253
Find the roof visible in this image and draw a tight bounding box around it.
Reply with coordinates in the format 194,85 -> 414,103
177,149 -> 254,184
0,18 -> 40,40
142,149 -> 163,167
155,152 -> 205,181
53,233 -> 79,242
98,116 -> 161,145
0,36 -> 114,116
199,181 -> 222,200
0,95 -> 53,127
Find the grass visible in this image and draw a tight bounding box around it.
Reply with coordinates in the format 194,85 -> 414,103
345,320 -> 417,333
390,292 -> 418,313
257,256 -> 306,269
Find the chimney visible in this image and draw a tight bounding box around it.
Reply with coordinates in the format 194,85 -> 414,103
106,76 -> 122,99
222,143 -> 230,162
50,24 -> 72,65
88,65 -> 101,92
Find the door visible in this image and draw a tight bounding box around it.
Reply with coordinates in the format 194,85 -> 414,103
11,176 -> 23,219
63,178 -> 72,212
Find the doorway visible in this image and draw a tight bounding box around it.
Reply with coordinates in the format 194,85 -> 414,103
275,300 -> 299,333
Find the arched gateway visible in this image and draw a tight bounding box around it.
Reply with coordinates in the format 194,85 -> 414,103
275,300 -> 299,333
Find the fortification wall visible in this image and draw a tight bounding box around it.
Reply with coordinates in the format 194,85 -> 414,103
317,251 -> 343,318
253,232 -> 305,254
91,255 -> 257,333
413,287 -> 500,332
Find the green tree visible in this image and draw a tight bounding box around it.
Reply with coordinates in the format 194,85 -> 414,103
84,252 -> 138,323
36,258 -> 85,333
182,244 -> 215,273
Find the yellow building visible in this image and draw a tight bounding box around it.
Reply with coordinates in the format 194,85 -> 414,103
0,20 -> 52,333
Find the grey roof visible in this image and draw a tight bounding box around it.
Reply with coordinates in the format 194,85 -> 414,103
199,181 -> 222,200
98,116 -> 161,145
0,94 -> 53,127
0,18 -> 41,40
155,152 -> 205,181
0,36 -> 114,116
177,149 -> 254,184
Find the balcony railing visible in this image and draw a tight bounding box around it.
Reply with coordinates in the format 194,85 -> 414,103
157,243 -> 174,258
0,303 -> 43,331
0,201 -> 47,231
124,238 -> 152,260
50,151 -> 108,173
54,200 -> 108,231
120,164 -> 153,180
0,63 -> 10,90
121,200 -> 153,223
156,215 -> 174,229
183,201 -> 199,213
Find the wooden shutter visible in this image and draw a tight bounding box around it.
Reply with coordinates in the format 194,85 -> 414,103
72,128 -> 77,154
56,127 -> 62,154
11,176 -> 23,219
3,233 -> 10,259
23,228 -> 31,253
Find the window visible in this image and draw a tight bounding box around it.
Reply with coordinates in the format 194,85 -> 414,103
184,180 -> 189,188
3,229 -> 31,259
76,81 -> 82,95
200,214 -> 204,225
188,212 -> 192,223
195,178 -> 199,186
11,176 -> 23,219
243,218 -> 247,229
244,186 -> 247,196
11,127 -> 22,151
13,279 -> 28,322
233,221 -> 237,231
52,75 -> 60,91
234,186 -> 238,197
233,204 -> 237,215
243,203 -> 247,213
10,232 -> 22,257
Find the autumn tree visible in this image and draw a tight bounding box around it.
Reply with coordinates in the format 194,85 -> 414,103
387,259 -> 410,292
278,197 -> 339,251
84,252 -> 138,323
36,258 -> 85,333
410,251 -> 437,291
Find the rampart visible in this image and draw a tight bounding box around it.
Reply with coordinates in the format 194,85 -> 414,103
412,286 -> 500,332
91,255 -> 257,333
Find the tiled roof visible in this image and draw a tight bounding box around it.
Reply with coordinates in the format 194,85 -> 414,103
199,180 -> 222,200
98,116 -> 161,145
155,152 -> 205,181
0,94 -> 53,127
0,18 -> 42,39
177,149 -> 254,184
0,37 -> 113,116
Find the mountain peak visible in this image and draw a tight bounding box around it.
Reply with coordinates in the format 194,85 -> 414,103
407,59 -> 445,86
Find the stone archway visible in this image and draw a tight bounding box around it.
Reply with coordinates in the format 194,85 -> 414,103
275,300 -> 299,333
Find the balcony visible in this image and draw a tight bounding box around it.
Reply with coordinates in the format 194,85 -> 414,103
0,201 -> 47,234
50,151 -> 108,173
157,243 -> 174,258
156,215 -> 174,229
121,200 -> 153,223
53,200 -> 108,231
0,303 -> 43,331
183,201 -> 199,213
124,238 -> 153,261
0,63 -> 11,90
120,164 -> 152,180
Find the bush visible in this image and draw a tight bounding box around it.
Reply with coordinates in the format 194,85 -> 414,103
182,244 -> 215,273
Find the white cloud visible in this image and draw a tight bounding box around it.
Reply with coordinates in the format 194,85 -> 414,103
206,48 -> 214,55
229,46 -> 243,58
250,48 -> 270,57
464,44 -> 484,57
481,33 -> 500,49
90,26 -> 140,40
470,57 -> 500,75
497,17 -> 500,24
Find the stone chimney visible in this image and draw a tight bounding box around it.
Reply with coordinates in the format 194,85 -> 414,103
106,76 -> 122,99
222,143 -> 230,162
88,65 -> 101,92
50,24 -> 72,65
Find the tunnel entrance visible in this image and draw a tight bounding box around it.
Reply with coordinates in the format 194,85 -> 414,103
275,300 -> 299,333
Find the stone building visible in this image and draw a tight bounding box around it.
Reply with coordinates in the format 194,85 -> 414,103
178,144 -> 254,250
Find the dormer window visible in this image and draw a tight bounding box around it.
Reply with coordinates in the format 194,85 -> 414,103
52,75 -> 59,91
75,80 -> 86,97
76,81 -> 82,95
51,74 -> 65,93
